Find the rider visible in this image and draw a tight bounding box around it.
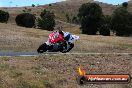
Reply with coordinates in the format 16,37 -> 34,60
63,31 -> 72,41
63,31 -> 74,52
48,30 -> 65,44
46,30 -> 67,52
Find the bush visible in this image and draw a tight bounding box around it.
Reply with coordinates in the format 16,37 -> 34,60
72,16 -> 79,24
15,13 -> 35,28
17,81 -> 31,88
0,10 -> 9,23
78,3 -> 103,35
66,14 -> 70,22
37,9 -> 55,31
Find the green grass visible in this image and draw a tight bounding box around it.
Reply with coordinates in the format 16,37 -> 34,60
1,57 -> 10,61
0,64 -> 10,71
124,44 -> 132,48
9,70 -> 23,78
17,81 -> 34,88
16,79 -> 53,88
42,80 -> 54,88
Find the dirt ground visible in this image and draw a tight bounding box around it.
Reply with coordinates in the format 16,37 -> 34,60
0,54 -> 132,88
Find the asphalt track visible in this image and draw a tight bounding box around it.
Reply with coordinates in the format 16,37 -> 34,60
0,51 -> 131,57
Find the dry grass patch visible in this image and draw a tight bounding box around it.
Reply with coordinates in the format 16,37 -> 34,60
0,54 -> 131,88
0,23 -> 132,53
0,23 -> 50,52
73,34 -> 132,53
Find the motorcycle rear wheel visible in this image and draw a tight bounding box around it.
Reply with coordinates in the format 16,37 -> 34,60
37,43 -> 47,53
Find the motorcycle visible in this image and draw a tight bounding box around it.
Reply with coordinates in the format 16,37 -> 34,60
37,35 -> 79,53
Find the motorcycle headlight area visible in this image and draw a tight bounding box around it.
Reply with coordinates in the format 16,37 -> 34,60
71,35 -> 80,40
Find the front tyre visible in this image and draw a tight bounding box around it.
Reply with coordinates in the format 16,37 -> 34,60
37,43 -> 47,53
66,43 -> 74,52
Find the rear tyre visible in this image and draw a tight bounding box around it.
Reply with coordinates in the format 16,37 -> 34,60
59,44 -> 65,52
37,43 -> 47,53
60,43 -> 67,53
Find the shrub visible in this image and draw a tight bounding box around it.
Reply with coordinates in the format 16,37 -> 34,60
15,13 -> 35,28
72,16 -> 79,24
22,10 -> 26,12
66,14 -> 70,22
0,10 -> 9,23
78,3 -> 103,35
43,80 -> 53,88
37,9 -> 55,31
17,81 -> 31,88
28,9 -> 32,12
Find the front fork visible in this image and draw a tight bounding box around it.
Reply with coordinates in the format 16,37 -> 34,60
66,42 -> 74,52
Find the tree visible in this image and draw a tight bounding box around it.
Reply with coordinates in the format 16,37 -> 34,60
37,9 -> 55,31
15,13 -> 36,28
111,6 -> 132,36
0,10 -> 9,23
49,4 -> 52,6
99,25 -> 110,36
78,3 -> 103,35
122,2 -> 128,8
32,4 -> 35,7
99,15 -> 111,36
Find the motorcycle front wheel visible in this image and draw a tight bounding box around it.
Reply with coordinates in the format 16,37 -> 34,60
66,43 -> 74,52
